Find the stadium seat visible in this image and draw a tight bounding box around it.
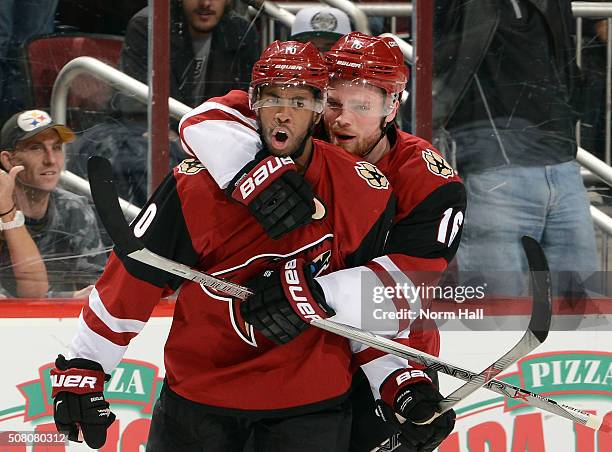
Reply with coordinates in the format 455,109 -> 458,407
20,33 -> 124,128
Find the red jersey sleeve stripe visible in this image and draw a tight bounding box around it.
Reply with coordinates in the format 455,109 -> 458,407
82,304 -> 138,346
88,286 -> 146,333
95,254 -> 164,323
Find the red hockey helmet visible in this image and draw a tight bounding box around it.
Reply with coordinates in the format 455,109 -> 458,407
325,32 -> 408,97
250,41 -> 329,112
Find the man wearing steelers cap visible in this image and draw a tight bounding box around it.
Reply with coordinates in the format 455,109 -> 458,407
0,110 -> 106,298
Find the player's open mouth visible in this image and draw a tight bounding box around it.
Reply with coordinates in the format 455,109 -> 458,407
335,133 -> 355,142
271,128 -> 290,150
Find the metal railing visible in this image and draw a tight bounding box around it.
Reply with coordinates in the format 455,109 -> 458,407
242,0 -> 295,47
243,0 -> 612,269
379,32 -> 414,63
319,0 -> 371,34
573,1 -> 612,16
47,3 -> 612,249
242,0 -> 295,28
571,4 -> 612,271
51,56 -> 192,221
246,1 -> 411,46
274,2 -> 412,16
573,2 -> 612,165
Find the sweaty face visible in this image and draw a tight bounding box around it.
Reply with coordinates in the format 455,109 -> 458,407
256,85 -> 319,157
183,0 -> 227,36
323,82 -> 390,156
8,129 -> 65,192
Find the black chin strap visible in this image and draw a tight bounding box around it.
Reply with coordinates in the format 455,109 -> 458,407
289,118 -> 318,160
360,118 -> 393,159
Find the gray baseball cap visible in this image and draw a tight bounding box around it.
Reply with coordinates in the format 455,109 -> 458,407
291,7 -> 352,42
0,110 -> 75,151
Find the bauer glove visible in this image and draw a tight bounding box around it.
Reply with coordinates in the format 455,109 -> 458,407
226,152 -> 317,239
51,354 -> 115,449
376,368 -> 456,451
240,258 -> 335,344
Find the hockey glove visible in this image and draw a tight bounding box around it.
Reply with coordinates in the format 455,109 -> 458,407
51,354 -> 115,449
227,153 -> 316,239
376,368 -> 455,451
240,258 -> 335,344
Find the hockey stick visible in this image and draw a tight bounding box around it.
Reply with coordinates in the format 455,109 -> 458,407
370,236 -> 551,451
87,156 -> 610,434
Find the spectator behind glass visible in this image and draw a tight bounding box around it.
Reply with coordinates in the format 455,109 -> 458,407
290,6 -> 352,53
117,0 -> 260,113
0,0 -> 58,125
0,164 -> 48,298
67,0 -> 260,207
580,11 -> 609,164
0,110 -> 107,298
432,0 -> 598,298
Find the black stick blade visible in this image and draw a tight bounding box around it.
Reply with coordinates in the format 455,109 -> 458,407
521,236 -> 552,343
88,156 -> 143,255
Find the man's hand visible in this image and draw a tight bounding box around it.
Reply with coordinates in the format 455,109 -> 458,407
51,354 -> 115,449
0,165 -> 24,214
240,258 -> 335,344
377,368 -> 456,451
227,154 -> 317,239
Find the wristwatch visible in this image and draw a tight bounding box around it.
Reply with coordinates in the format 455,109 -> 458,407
0,210 -> 25,231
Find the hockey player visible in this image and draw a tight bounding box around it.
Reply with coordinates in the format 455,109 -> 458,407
49,41 -> 396,451
179,33 -> 466,451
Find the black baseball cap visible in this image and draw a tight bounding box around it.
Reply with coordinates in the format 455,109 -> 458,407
0,110 -> 75,151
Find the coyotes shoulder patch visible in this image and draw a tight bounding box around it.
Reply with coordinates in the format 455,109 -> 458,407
421,149 -> 455,179
355,161 -> 389,190
177,158 -> 206,175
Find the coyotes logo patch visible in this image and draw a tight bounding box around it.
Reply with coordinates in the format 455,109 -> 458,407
177,158 -> 206,175
355,161 -> 389,190
422,149 -> 455,179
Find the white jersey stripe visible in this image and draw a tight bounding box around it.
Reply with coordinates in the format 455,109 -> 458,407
69,313 -> 128,374
88,286 -> 147,334
181,119 -> 261,189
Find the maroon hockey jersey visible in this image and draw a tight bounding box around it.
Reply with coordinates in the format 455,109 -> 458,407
349,127 -> 466,371
69,135 -> 395,414
177,91 -> 466,399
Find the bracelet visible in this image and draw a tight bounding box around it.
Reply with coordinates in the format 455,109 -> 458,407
0,210 -> 25,231
0,204 -> 15,216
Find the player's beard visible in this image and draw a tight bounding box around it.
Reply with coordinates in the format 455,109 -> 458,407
352,118 -> 391,159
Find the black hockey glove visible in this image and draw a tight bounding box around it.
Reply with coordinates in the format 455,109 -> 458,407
51,354 -> 115,449
377,368 -> 455,452
227,153 -> 316,239
240,258 -> 335,344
